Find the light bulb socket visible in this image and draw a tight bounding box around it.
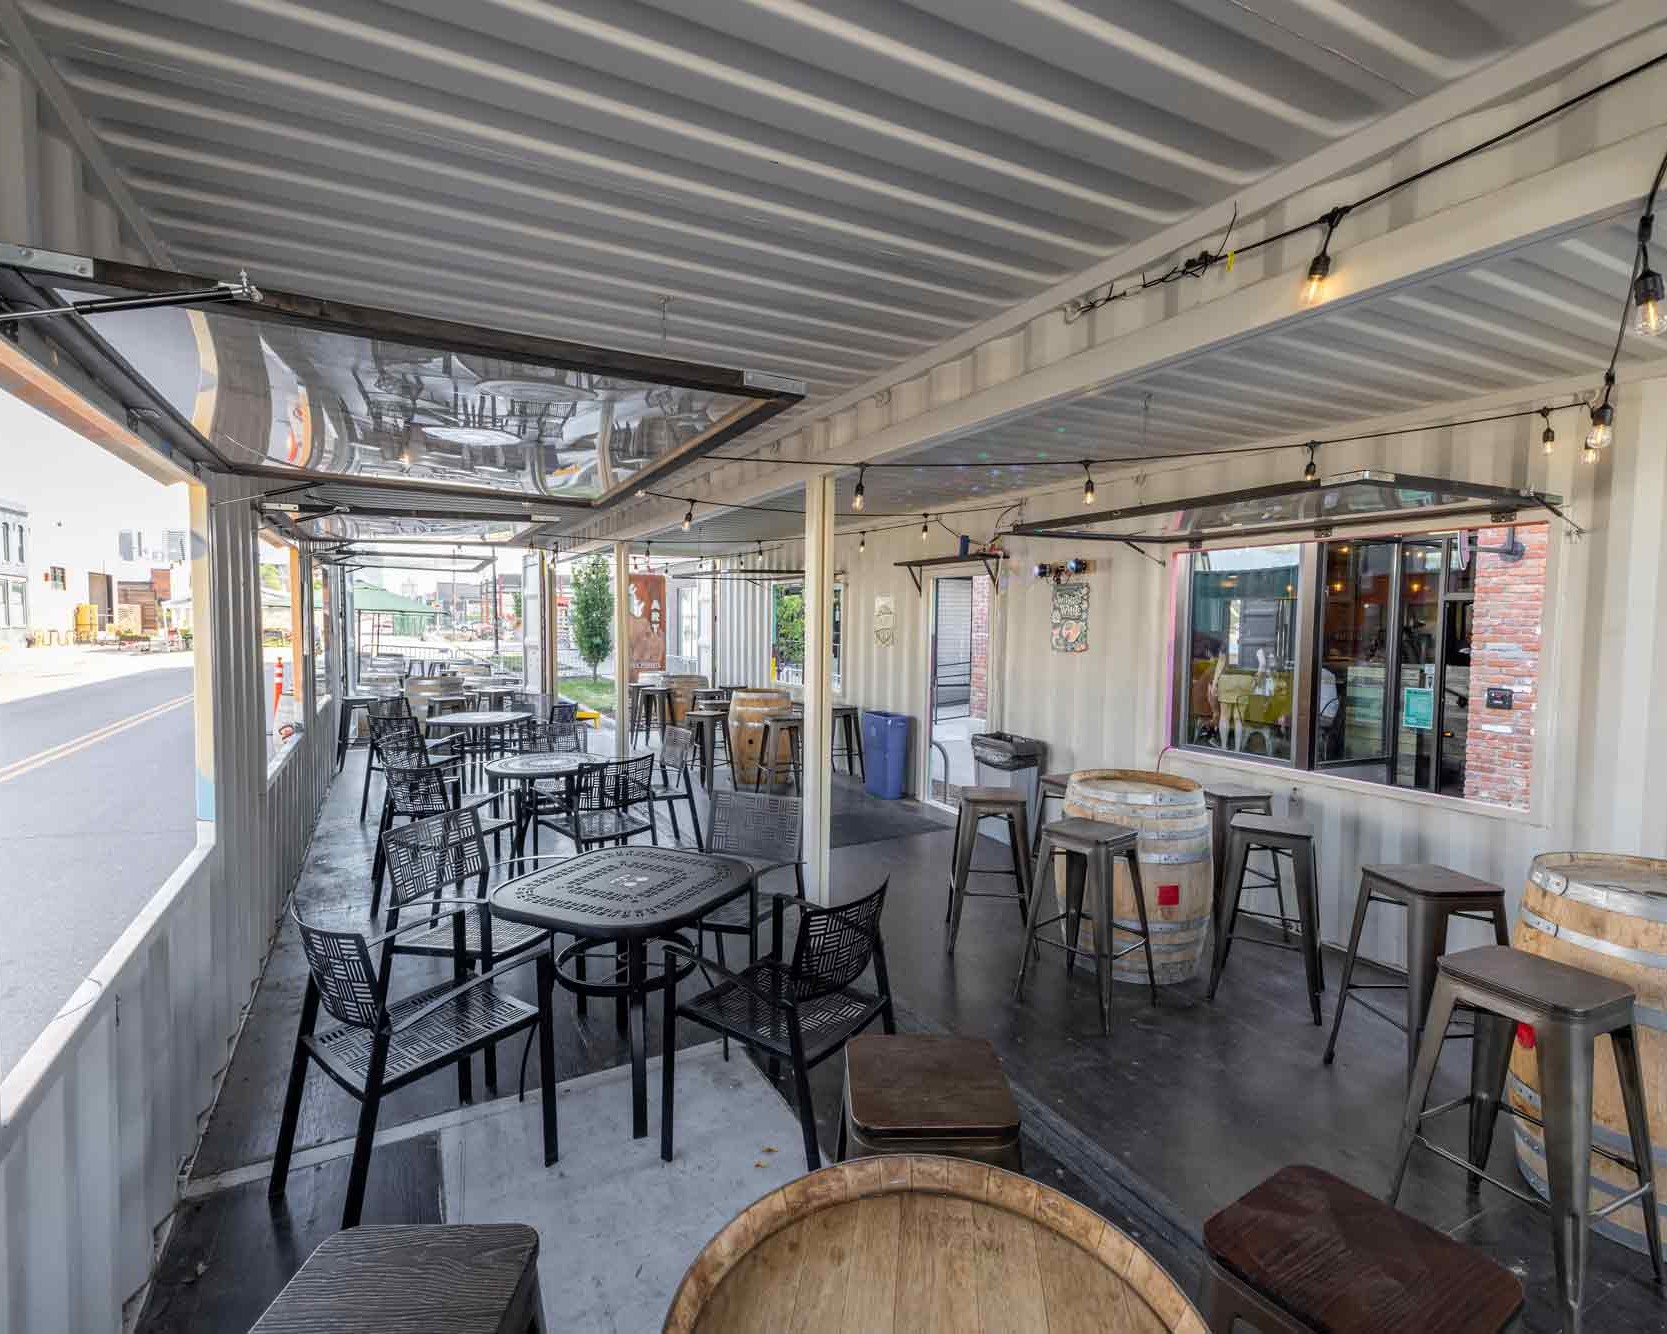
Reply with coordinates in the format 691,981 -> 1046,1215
1635,266 -> 1664,309
1081,462 -> 1095,505
681,502 -> 693,531
1634,266 -> 1665,337
1306,252 -> 1331,283
852,468 -> 866,511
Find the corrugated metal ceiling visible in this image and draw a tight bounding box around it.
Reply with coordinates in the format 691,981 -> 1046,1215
9,0 -> 1624,427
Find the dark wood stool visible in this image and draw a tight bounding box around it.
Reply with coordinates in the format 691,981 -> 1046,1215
1390,945 -> 1662,1333
946,786 -> 1033,953
831,703 -> 865,777
1323,863 -> 1509,1079
836,1034 -> 1022,1170
1014,816 -> 1157,1033
251,1224 -> 545,1333
753,714 -> 803,793
1203,1164 -> 1522,1333
1202,782 -> 1288,932
1207,813 -> 1324,1025
1029,770 -> 1072,858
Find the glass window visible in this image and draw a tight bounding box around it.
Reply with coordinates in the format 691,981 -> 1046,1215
770,581 -> 841,688
258,533 -> 303,758
1178,525 -> 1545,809
1183,545 -> 1300,761
2,523 -> 10,561
15,525 -> 22,562
311,564 -> 330,705
48,565 -> 67,591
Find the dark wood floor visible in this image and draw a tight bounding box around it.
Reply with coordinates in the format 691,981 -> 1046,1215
138,746 -> 1666,1333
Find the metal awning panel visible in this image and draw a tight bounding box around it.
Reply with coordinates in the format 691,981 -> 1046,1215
1011,470 -> 1564,545
0,248 -> 803,521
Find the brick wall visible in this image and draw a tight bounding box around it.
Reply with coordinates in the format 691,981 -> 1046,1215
969,574 -> 992,721
1462,524 -> 1546,809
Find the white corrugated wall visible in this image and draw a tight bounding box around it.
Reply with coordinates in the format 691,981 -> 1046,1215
821,373 -> 1667,963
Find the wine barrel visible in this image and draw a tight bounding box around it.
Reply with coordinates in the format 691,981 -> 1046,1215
728,689 -> 793,787
1510,852 -> 1667,1258
660,674 -> 710,726
1061,770 -> 1213,984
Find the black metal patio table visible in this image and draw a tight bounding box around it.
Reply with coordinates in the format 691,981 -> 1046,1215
483,750 -> 596,857
424,709 -> 532,787
490,845 -> 754,1158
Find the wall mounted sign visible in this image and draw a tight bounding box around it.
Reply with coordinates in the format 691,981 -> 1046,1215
873,594 -> 895,647
1485,687 -> 1514,710
1050,581 -> 1089,653
1401,685 -> 1434,731
627,572 -> 666,681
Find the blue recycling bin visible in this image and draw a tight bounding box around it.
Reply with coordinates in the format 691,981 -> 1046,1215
862,710 -> 911,800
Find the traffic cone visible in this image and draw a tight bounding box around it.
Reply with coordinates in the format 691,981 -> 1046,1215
273,656 -> 285,718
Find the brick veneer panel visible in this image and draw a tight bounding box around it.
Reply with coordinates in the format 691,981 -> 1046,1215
1462,524 -> 1546,808
970,574 -> 991,720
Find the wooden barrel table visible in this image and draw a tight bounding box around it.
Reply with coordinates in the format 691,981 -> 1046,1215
728,688 -> 794,788
664,1154 -> 1203,1332
660,674 -> 710,726
1509,852 -> 1667,1257
1061,770 -> 1213,984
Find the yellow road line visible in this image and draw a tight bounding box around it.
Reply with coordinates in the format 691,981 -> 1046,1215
0,692 -> 193,785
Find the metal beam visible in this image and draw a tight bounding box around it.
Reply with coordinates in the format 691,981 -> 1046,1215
801,474 -> 836,905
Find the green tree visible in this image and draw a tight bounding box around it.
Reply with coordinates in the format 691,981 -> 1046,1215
570,554 -> 614,681
772,584 -> 805,672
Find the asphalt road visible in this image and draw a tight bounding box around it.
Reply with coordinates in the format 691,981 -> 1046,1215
0,666 -> 196,1078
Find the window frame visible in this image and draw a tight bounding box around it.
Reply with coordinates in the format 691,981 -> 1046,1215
1171,524 -> 1544,810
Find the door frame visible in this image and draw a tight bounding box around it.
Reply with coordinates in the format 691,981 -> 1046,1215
918,569 -> 1003,812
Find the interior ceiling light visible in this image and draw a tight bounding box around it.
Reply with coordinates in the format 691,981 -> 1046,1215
1540,408 -> 1556,455
1081,462 -> 1096,505
1300,207 -> 1348,307
1634,213 -> 1665,337
1302,443 -> 1319,482
1586,372 -> 1616,451
681,500 -> 693,531
852,466 -> 866,512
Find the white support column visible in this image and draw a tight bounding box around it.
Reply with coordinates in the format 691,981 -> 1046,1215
613,541 -> 631,757
801,474 -> 836,905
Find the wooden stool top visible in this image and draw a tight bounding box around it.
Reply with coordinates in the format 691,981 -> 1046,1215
252,1224 -> 540,1333
1441,944 -> 1634,1019
846,1035 -> 1019,1140
1362,863 -> 1504,900
1228,812 -> 1312,842
665,1155 -> 1203,1333
1042,816 -> 1138,853
1202,782 -> 1269,805
958,785 -> 1027,808
1204,1165 -> 1521,1334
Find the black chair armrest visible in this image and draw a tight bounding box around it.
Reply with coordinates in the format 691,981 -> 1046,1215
660,940 -> 790,1012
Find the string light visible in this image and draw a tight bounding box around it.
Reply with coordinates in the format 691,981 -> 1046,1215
852,466 -> 866,512
1586,372 -> 1616,451
921,514 -> 930,541
1081,462 -> 1096,505
1302,443 -> 1319,482
1540,408 -> 1556,455
681,500 -> 693,531
859,532 -> 866,553
1634,214 -> 1665,337
1300,207 -> 1348,307
1582,441 -> 1601,465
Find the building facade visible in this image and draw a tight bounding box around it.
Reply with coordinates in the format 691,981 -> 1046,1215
0,498 -> 27,648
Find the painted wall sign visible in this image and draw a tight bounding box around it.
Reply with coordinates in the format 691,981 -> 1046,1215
627,572 -> 666,681
1401,685 -> 1434,731
873,593 -> 895,647
1050,581 -> 1089,653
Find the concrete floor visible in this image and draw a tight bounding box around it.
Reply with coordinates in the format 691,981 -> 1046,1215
135,744 -> 1667,1333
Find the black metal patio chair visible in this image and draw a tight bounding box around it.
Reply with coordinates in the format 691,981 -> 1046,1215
648,725 -> 704,849
697,791 -> 804,969
270,907 -> 545,1229
359,706 -> 461,821
537,753 -> 656,852
661,879 -> 894,1171
544,701 -> 583,751
372,762 -> 509,913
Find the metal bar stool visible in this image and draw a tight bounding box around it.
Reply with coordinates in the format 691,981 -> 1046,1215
1324,863 -> 1509,1080
753,714 -> 803,794
1202,782 -> 1289,938
1029,771 -> 1072,859
831,704 -> 865,778
1390,945 -> 1662,1333
1206,813 -> 1324,1025
945,787 -> 1033,954
1013,817 -> 1157,1033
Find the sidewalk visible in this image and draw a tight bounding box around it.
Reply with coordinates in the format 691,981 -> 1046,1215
0,642 -> 192,705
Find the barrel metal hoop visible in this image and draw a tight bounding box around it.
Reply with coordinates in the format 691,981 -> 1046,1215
1069,788 -> 1200,807
1111,914 -> 1211,934
1520,905 -> 1667,971
1530,864 -> 1667,925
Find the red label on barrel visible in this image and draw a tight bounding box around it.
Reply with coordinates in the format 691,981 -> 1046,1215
1516,1023 -> 1536,1050
1158,884 -> 1180,906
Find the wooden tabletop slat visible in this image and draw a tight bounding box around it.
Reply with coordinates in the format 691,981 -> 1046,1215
895,1194 -> 981,1333
841,1196 -> 903,1334
785,1196 -> 860,1334
970,1199 -> 1048,1330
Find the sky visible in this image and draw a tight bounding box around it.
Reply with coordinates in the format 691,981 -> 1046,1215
0,388 -> 189,574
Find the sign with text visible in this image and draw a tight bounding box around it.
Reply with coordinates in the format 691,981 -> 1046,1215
1401,685 -> 1434,731
627,573 -> 666,682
